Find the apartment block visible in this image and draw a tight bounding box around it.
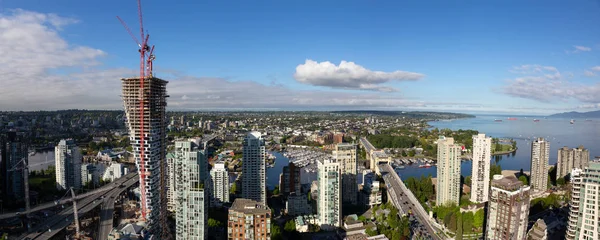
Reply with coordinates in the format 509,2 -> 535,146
470,133 -> 491,203
173,140 -> 209,240
485,175 -> 531,240
210,161 -> 230,207
436,136 -> 461,206
279,162 -> 301,196
242,131 -> 266,205
317,158 -> 341,230
566,162 -> 600,240
228,198 -> 271,240
526,219 -> 548,240
55,139 -> 82,190
286,192 -> 313,216
334,143 -> 358,205
1,131 -> 28,199
530,138 -> 550,192
556,146 -> 589,179
566,168 -> 583,240
121,77 -> 169,235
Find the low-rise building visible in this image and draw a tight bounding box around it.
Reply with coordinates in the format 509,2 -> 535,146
527,219 -> 548,240
228,198 -> 271,240
286,192 -> 313,216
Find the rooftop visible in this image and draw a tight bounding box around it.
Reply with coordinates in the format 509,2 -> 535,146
230,198 -> 270,215
491,175 -> 524,191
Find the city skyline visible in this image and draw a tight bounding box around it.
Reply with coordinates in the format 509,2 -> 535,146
1,1 -> 600,114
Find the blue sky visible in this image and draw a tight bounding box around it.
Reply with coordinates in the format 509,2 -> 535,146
1,0 -> 600,114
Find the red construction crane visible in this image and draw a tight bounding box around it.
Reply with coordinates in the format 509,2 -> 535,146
117,0 -> 155,222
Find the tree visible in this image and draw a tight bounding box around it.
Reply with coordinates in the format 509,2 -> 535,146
230,182 -> 237,194
462,212 -> 474,233
208,218 -> 222,227
284,220 -> 296,232
447,212 -> 458,232
365,226 -> 378,236
273,186 -> 280,195
518,175 -> 528,185
557,177 -> 566,186
473,209 -> 485,229
490,164 -> 502,180
271,224 -> 283,240
358,215 -> 367,223
408,150 -> 416,157
401,150 -> 408,157
464,176 -> 472,186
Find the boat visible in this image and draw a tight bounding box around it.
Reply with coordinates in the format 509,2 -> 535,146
570,119 -> 575,124
28,150 -> 36,156
494,119 -> 503,122
533,119 -> 540,122
585,119 -> 592,122
418,163 -> 432,168
507,117 -> 518,120
396,166 -> 406,170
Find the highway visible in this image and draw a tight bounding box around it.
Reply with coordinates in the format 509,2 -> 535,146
16,173 -> 139,240
379,164 -> 442,240
98,185 -> 125,240
0,174 -> 134,220
359,137 -> 376,152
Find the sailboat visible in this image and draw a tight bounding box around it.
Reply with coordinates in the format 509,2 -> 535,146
570,119 -> 575,124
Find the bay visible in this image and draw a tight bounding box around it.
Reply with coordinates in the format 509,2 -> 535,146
397,115 -> 600,180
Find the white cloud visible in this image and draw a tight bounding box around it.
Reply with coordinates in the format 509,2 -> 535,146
293,59 -> 424,92
501,65 -> 600,103
584,70 -> 596,77
566,45 -> 592,54
591,66 -> 600,72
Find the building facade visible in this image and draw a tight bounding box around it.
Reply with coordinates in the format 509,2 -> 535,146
228,198 -> 271,240
279,162 -> 301,196
55,139 -> 82,190
242,131 -> 266,205
173,140 -> 209,240
335,143 -> 358,205
485,175 -> 531,240
286,192 -> 313,216
1,131 -> 28,199
210,161 -> 230,207
556,146 -> 589,179
470,133 -> 491,203
317,158 -> 341,230
566,168 -> 583,240
121,77 -> 169,236
530,138 -> 550,192
436,136 -> 461,206
526,219 -> 548,240
566,162 -> 600,240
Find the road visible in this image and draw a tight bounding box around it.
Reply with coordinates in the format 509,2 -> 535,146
360,137 -> 376,152
98,185 -> 125,240
379,164 -> 442,240
16,173 -> 139,240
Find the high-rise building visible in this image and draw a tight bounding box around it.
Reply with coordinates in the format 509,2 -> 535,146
55,139 -> 82,190
556,146 -> 589,179
436,136 -> 461,206
334,143 -> 358,205
121,77 -> 169,235
526,219 -> 548,240
228,198 -> 271,240
279,162 -> 301,196
166,152 -> 177,212
173,140 -> 208,240
485,175 -> 531,240
566,168 -> 583,240
1,131 -> 28,199
317,158 -> 341,230
565,162 -> 600,240
471,133 -> 491,203
210,161 -> 230,207
530,138 -> 550,192
242,131 -> 266,205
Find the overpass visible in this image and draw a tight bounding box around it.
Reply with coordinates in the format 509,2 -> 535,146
17,173 -> 139,240
379,164 -> 444,240
359,137 -> 376,153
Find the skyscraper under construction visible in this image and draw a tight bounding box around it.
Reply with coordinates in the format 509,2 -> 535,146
121,77 -> 169,236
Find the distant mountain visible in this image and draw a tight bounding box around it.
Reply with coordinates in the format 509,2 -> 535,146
548,110 -> 600,118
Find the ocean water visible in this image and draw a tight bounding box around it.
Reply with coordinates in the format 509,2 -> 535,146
397,115 -> 600,180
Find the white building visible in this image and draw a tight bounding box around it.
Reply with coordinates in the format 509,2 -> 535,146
102,162 -> 128,182
566,162 -> 600,240
334,143 -> 358,205
81,163 -> 105,187
121,76 -> 169,236
55,139 -> 82,190
557,146 -> 589,179
470,133 -> 491,203
210,161 -> 229,207
317,158 -> 341,231
173,140 -> 208,240
485,175 -> 530,240
566,168 -> 583,240
530,138 -> 550,192
436,136 -> 461,206
242,131 -> 266,205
